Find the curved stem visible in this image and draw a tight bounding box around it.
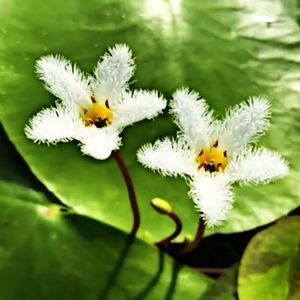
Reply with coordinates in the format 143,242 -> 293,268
180,217 -> 205,255
196,268 -> 227,275
113,151 -> 140,236
155,211 -> 183,248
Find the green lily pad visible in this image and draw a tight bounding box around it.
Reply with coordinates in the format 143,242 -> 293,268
238,217 -> 300,300
0,180 -> 212,299
202,264 -> 238,300
0,0 -> 299,241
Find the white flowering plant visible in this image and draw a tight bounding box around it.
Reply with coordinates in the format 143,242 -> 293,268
22,43 -> 290,251
138,88 -> 288,227
1,1 -> 300,293
25,44 -> 166,160
1,0 -> 300,294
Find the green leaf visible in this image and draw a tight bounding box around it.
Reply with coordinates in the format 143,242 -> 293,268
0,180 -> 212,299
238,217 -> 300,300
202,264 -> 238,300
0,0 -> 299,241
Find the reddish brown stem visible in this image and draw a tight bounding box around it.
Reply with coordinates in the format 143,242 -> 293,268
155,211 -> 183,247
113,151 -> 140,236
197,268 -> 227,275
180,217 -> 206,255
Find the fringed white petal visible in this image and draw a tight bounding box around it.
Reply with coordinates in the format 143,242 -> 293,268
93,44 -> 135,104
189,174 -> 233,227
36,55 -> 91,107
24,105 -> 76,144
228,148 -> 288,184
137,138 -> 195,177
170,88 -> 215,150
219,97 -> 270,154
113,90 -> 167,129
79,127 -> 121,160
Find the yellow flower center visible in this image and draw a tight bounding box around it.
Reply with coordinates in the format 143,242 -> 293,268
81,96 -> 113,128
196,140 -> 228,173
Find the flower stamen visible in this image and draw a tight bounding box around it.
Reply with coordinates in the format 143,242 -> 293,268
81,97 -> 113,128
196,141 -> 228,173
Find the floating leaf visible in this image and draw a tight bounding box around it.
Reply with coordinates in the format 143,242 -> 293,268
0,0 -> 299,241
238,217 -> 300,300
0,181 -> 212,299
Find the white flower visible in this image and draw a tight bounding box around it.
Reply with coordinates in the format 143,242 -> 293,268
25,44 -> 167,160
137,88 -> 288,226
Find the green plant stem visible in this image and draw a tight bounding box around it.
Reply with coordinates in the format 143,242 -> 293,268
113,151 -> 140,236
180,217 -> 206,255
155,211 -> 183,248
